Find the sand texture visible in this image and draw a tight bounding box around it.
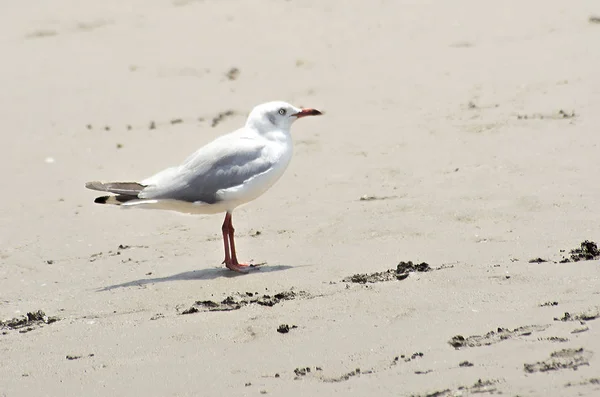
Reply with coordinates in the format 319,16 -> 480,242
1,1 -> 600,396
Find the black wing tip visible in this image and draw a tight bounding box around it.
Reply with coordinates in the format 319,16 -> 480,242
94,195 -> 138,204
94,196 -> 109,204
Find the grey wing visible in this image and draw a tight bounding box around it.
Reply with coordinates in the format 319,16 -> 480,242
139,138 -> 273,204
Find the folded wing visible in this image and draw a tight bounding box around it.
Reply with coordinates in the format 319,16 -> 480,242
139,135 -> 274,204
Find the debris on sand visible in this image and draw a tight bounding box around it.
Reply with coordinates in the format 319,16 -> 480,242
411,389 -> 452,397
553,308 -> 600,322
292,366 -> 368,383
397,261 -> 431,273
571,326 -> 589,334
528,258 -> 547,263
560,240 -> 600,262
458,379 -> 500,394
322,368 -> 364,383
406,352 -> 424,362
211,110 -> 236,128
343,269 -> 398,284
539,301 -> 558,307
359,195 -> 396,202
557,109 -> 576,119
89,244 -> 148,262
565,378 -> 600,387
524,348 -> 590,373
181,290 -> 306,314
1,310 -> 60,334
516,110 -> 576,120
343,261 -> 431,284
412,379 -> 500,397
225,67 -> 240,80
449,324 -> 548,349
277,324 -> 298,334
541,337 -> 569,343
391,352 -> 424,364
531,240 -> 600,264
293,367 -> 316,378
66,353 -> 94,361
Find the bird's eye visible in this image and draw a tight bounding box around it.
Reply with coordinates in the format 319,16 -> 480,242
278,108 -> 286,116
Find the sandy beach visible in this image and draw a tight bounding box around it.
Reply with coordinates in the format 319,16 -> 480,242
1,1 -> 600,396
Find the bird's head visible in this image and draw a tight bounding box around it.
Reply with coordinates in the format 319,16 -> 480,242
245,101 -> 322,132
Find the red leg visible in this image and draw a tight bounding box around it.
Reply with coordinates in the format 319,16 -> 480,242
224,212 -> 249,272
221,213 -> 232,265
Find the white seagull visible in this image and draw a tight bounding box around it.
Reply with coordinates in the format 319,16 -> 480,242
86,101 -> 322,272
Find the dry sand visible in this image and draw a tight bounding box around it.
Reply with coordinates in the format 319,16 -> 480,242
2,1 -> 600,396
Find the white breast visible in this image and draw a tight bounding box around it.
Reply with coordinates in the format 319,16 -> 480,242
216,134 -> 293,212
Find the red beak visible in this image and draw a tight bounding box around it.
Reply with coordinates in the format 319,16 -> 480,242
293,108 -> 322,118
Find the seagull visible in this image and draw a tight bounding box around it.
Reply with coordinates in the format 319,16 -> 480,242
85,101 -> 322,272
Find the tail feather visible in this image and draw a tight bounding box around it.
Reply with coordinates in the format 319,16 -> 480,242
85,181 -> 145,196
86,181 -> 145,206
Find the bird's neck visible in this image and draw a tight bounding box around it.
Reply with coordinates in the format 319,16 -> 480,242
246,123 -> 291,144
264,128 -> 292,144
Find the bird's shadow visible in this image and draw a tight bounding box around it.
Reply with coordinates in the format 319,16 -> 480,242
98,264 -> 296,291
